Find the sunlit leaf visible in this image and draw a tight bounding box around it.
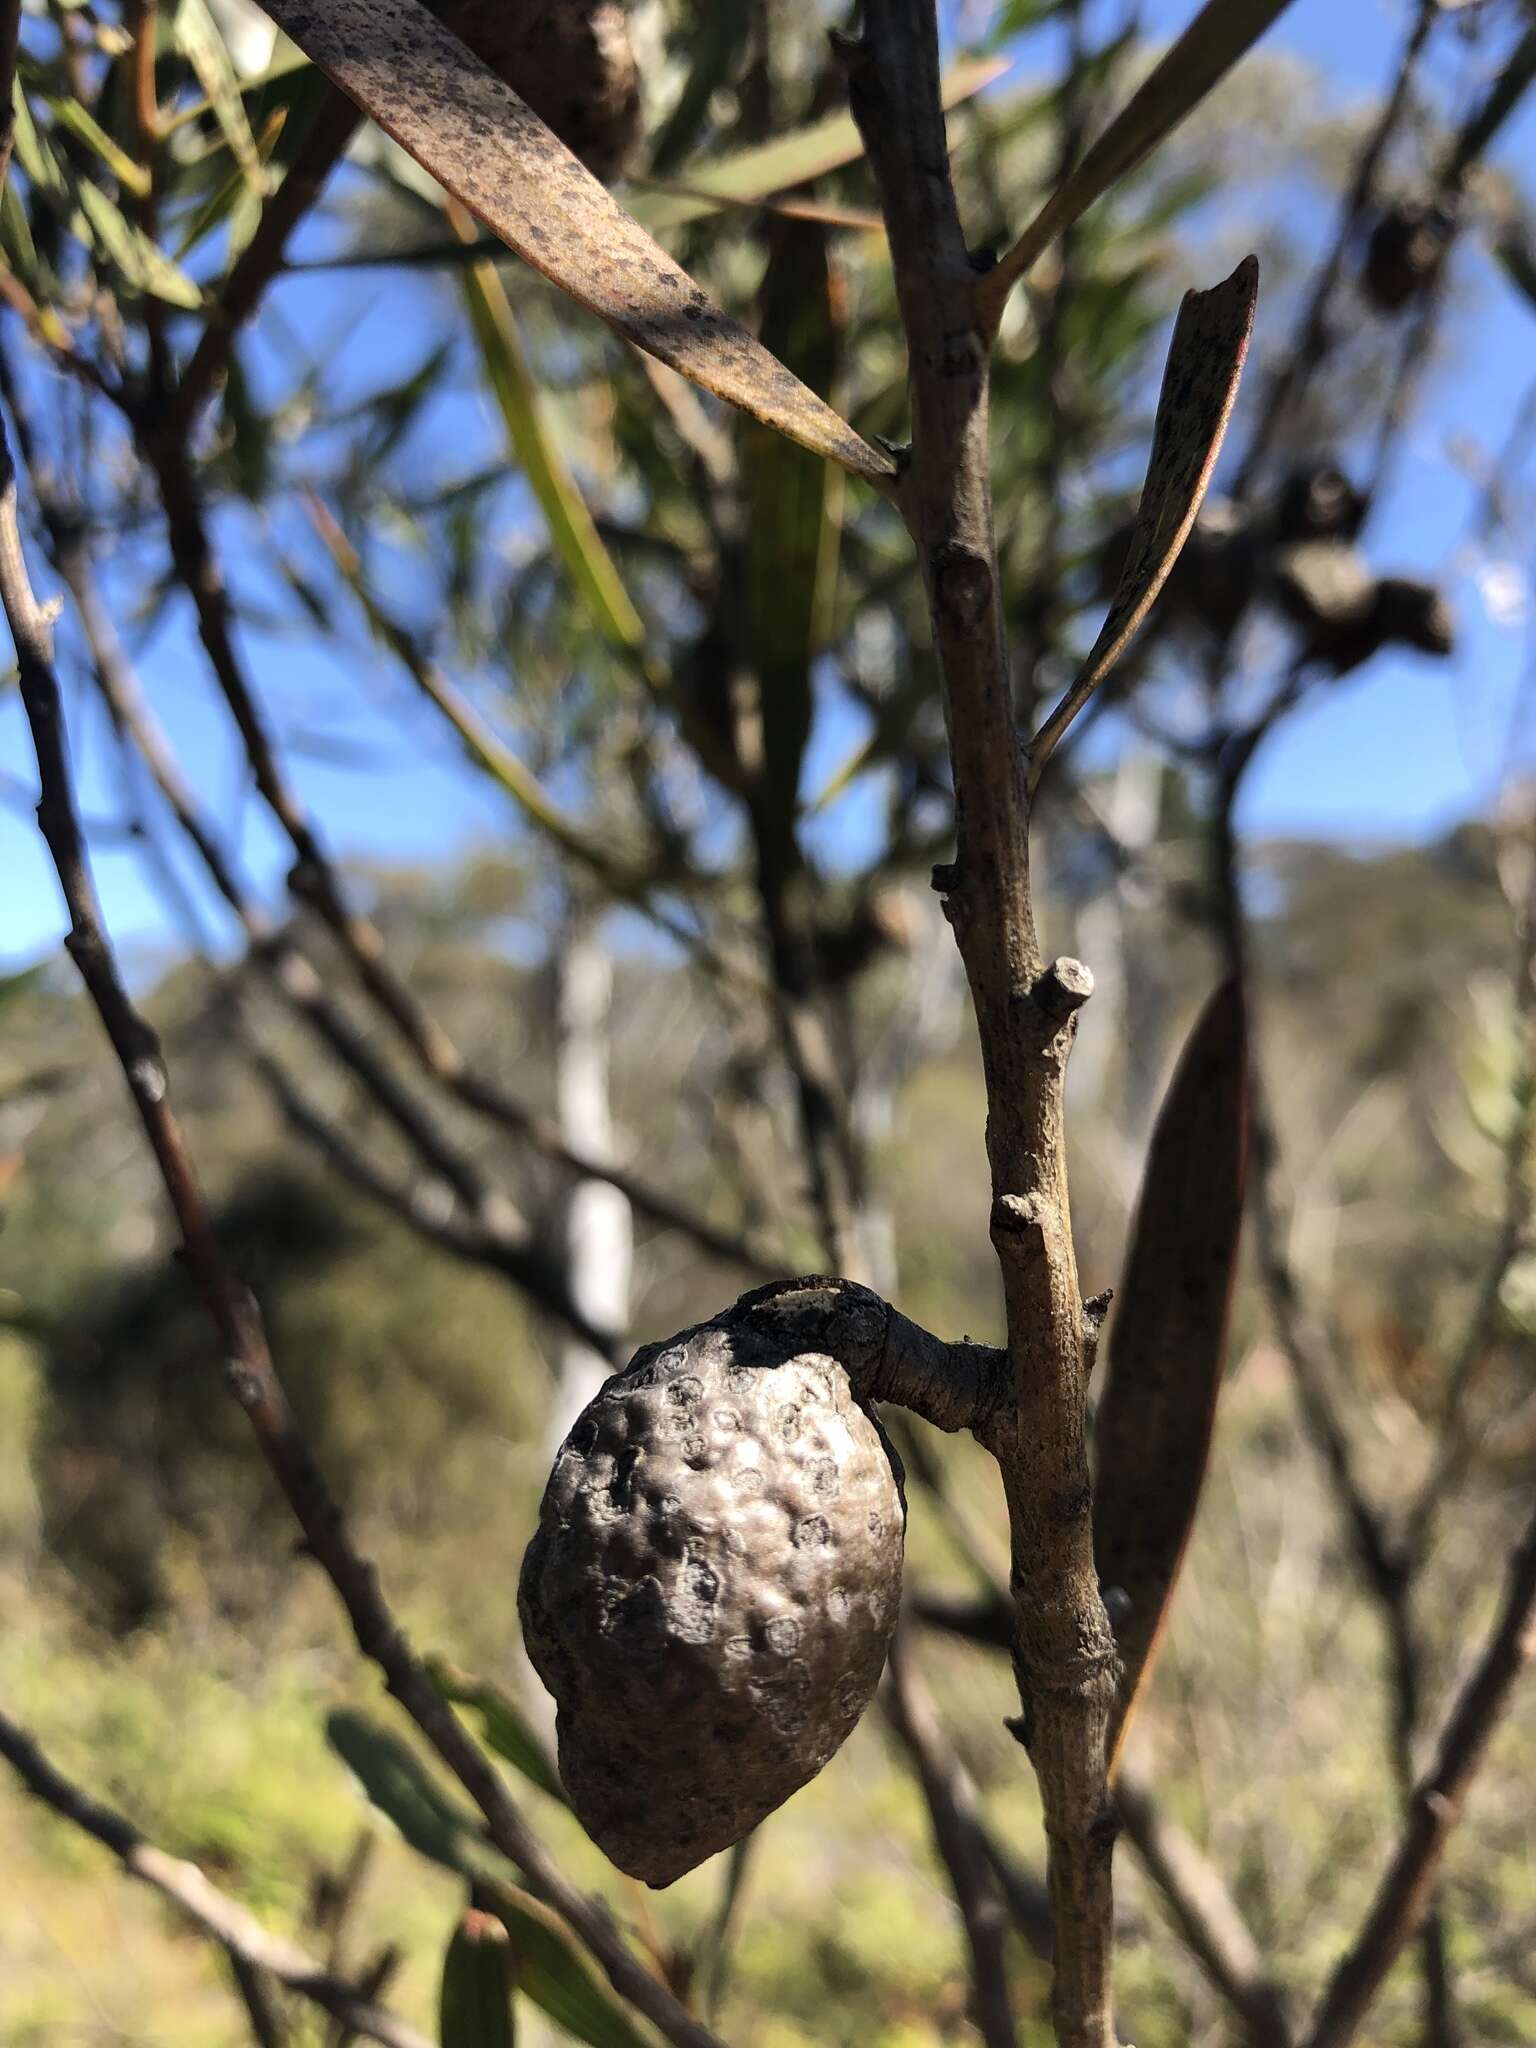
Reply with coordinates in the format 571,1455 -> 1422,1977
72,178 -> 205,306
173,0 -> 266,187
42,94 -> 151,196
451,210 -> 646,656
1094,980 -> 1248,1769
10,79 -> 68,196
630,54 -> 1009,235
982,0 -> 1296,315
259,0 -> 896,489
648,0 -> 752,173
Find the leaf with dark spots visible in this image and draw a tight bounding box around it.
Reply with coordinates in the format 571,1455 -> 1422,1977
1029,256 -> 1258,785
260,0 -> 897,491
1093,980 -> 1248,1768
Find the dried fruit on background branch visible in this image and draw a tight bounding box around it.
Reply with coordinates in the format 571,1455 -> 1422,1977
520,1315 -> 907,1885
427,0 -> 641,178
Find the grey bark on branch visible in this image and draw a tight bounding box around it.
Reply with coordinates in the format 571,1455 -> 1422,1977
837,5 -> 1121,2041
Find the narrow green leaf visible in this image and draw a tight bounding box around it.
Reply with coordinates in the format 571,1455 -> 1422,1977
259,0 -> 896,489
742,217 -> 843,868
161,43 -> 312,136
10,80 -> 68,196
440,1908 -> 517,2048
1028,256 -> 1258,784
327,1713 -> 651,2048
0,180 -> 42,283
173,105 -> 287,261
71,179 -> 205,307
982,0 -> 1297,315
326,1710 -> 472,1869
1094,981 -> 1248,1769
455,233 -> 646,655
173,0 -> 266,187
486,1889 -> 651,2048
424,1657 -> 568,1807
42,94 -> 151,196
629,54 -> 1009,234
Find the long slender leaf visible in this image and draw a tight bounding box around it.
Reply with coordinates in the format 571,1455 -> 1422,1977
326,1713 -> 650,2048
1028,255 -> 1258,783
1093,981 -> 1249,1769
258,0 -> 896,490
742,216 -> 843,870
424,1657 -> 568,1807
450,213 -> 645,655
173,0 -> 266,186
42,93 -> 151,196
982,0 -> 1296,316
440,1908 -> 517,2048
629,54 -> 1009,235
488,1888 -> 650,2048
72,177 -> 205,307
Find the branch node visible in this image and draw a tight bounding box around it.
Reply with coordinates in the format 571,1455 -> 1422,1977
1034,956 -> 1095,1024
991,1192 -> 1048,1240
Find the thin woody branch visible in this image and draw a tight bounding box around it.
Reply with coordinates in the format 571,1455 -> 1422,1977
0,368 -> 779,1289
0,413 -> 725,2048
840,9 -> 1119,2039
883,1634 -> 1019,2048
1113,1768 -> 1292,2048
716,1276 -> 1009,1438
915,1582 -> 1291,2047
1303,1493 -> 1536,2048
0,1705 -> 428,2048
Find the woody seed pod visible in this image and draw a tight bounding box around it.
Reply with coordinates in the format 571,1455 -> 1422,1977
519,1313 -> 906,1886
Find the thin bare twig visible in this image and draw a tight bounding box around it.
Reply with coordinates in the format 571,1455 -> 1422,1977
1303,1494 -> 1536,2048
883,1634 -> 1020,2048
0,409 -> 724,2048
0,1704 -> 429,2048
1113,1766 -> 1292,2048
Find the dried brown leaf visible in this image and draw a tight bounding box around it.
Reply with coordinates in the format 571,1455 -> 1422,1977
260,0 -> 897,491
1094,981 -> 1249,1768
1028,255 -> 1258,786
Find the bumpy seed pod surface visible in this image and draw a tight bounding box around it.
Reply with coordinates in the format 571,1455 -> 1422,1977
427,0 -> 641,179
519,1316 -> 906,1886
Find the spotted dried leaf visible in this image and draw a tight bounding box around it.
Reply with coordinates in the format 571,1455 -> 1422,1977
260,0 -> 897,490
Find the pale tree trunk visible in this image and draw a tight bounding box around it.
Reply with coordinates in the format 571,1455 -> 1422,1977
549,908 -> 632,1449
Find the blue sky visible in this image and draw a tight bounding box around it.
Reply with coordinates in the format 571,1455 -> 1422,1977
3,0 -> 1535,976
